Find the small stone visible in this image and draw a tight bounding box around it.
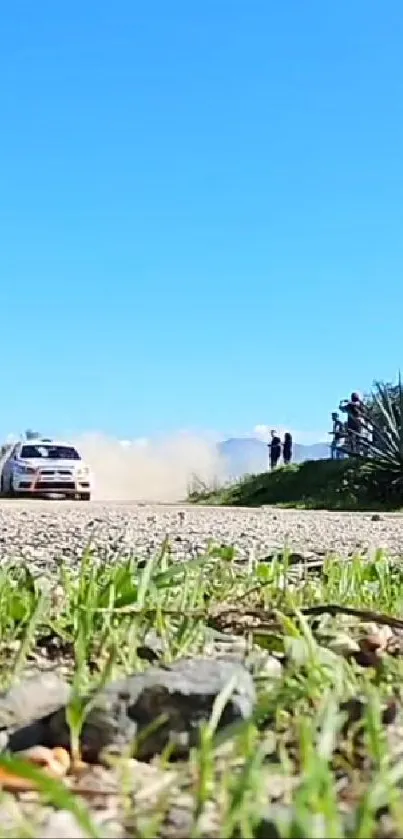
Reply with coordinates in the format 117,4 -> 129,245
234,650 -> 283,679
288,551 -> 314,564
40,810 -> 88,839
0,673 -> 70,731
326,633 -> 360,656
259,654 -> 283,679
253,805 -> 291,839
3,674 -> 70,754
137,559 -> 148,570
371,514 -> 382,522
136,629 -> 164,662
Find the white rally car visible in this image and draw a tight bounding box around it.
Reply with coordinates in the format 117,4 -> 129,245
0,439 -> 92,500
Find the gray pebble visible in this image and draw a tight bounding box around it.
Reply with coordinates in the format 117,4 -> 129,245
0,672 -> 70,731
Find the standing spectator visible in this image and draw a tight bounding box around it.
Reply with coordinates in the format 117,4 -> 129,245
268,430 -> 282,470
283,432 -> 293,465
339,392 -> 364,453
330,412 -> 345,459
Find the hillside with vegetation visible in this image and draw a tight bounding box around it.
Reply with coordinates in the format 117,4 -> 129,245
190,379 -> 403,511
188,459 -> 383,509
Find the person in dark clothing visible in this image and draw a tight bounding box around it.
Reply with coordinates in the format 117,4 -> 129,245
283,432 -> 293,465
268,429 -> 282,470
330,412 -> 345,459
339,392 -> 364,453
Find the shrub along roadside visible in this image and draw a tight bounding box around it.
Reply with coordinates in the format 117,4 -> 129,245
188,459 -> 401,510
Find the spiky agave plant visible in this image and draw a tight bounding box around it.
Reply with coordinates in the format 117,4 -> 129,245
362,376 -> 403,493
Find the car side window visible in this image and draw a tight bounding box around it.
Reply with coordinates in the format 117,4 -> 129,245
10,445 -> 19,460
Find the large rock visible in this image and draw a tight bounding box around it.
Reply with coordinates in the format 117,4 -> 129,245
7,658 -> 256,761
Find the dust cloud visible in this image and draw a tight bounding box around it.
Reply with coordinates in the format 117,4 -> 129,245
72,433 -> 226,502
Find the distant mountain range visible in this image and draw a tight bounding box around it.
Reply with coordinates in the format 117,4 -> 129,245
218,437 -> 330,478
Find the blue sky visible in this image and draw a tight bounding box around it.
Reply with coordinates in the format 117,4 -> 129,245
1,0 -> 403,443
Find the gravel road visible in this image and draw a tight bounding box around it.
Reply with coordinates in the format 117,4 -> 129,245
0,499 -> 402,570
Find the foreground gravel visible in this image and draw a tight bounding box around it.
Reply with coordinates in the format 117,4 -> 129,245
1,499 -> 403,838
0,499 -> 402,570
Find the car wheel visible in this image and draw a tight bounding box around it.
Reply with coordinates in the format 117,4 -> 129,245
79,492 -> 91,501
8,474 -> 15,497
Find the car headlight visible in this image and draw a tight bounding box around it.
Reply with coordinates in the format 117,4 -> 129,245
15,464 -> 36,475
77,466 -> 90,476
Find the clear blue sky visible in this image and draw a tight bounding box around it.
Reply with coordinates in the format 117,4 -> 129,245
2,0 -> 402,441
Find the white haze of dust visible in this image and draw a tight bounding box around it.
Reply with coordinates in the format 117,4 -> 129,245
72,433 -> 226,502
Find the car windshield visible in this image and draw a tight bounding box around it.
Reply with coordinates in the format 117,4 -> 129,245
20,445 -> 81,461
